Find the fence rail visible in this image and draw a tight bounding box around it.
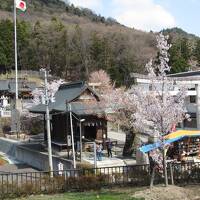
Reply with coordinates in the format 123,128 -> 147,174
0,110 -> 11,117
1,162 -> 200,198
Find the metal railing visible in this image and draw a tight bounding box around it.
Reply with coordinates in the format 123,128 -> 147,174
1,162 -> 200,198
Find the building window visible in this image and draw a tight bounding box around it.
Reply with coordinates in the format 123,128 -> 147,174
183,113 -> 197,128
188,87 -> 195,91
190,96 -> 196,103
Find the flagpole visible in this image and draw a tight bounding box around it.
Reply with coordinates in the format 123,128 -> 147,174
14,0 -> 18,100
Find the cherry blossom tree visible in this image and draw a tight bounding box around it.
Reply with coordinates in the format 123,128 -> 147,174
89,70 -> 137,155
89,34 -> 187,186
21,79 -> 65,134
31,79 -> 65,106
89,70 -> 112,94
106,87 -> 138,156
130,33 -> 188,186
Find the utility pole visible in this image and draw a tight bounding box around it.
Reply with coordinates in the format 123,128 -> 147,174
69,103 -> 76,169
43,69 -> 53,177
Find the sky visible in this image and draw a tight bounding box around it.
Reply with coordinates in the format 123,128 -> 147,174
66,0 -> 200,36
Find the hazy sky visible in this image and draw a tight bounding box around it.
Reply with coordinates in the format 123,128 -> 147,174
68,0 -> 200,36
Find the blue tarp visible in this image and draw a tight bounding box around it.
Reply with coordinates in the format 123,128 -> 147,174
139,136 -> 185,153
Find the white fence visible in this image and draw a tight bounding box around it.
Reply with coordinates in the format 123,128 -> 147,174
0,110 -> 11,117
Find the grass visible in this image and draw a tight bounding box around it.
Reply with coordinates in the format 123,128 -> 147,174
15,188 -> 145,200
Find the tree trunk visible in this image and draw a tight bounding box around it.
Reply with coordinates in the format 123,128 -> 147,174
163,148 -> 168,186
150,167 -> 155,188
123,130 -> 135,157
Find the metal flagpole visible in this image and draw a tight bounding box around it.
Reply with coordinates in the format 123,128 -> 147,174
14,0 -> 18,100
13,0 -> 21,138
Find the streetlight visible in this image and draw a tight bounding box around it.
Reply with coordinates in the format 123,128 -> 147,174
68,103 -> 76,169
70,112 -> 85,162
79,118 -> 85,162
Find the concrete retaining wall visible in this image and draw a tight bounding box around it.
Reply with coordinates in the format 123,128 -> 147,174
16,145 -> 73,171
0,137 -> 18,156
0,137 -> 73,171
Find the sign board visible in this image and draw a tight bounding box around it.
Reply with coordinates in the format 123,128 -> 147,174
67,135 -> 71,146
58,162 -> 64,175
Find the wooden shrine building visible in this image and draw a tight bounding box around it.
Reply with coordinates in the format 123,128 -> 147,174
29,81 -> 107,150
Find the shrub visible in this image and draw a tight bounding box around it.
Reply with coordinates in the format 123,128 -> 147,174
21,116 -> 44,135
0,117 -> 11,135
189,167 -> 200,183
2,125 -> 11,134
127,166 -> 150,186
77,162 -> 93,170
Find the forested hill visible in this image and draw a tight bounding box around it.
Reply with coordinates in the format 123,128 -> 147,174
0,0 -> 200,86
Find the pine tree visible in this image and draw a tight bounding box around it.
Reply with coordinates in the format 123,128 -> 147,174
194,39 -> 200,66
180,38 -> 190,62
169,39 -> 190,73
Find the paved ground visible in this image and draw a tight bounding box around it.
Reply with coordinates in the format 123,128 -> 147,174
81,130 -> 136,168
0,131 -> 133,171
107,131 -> 126,143
83,149 -> 136,168
0,164 -> 39,174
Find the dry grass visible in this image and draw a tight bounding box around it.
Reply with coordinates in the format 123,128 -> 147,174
0,155 -> 8,165
0,72 -> 43,86
132,185 -> 200,200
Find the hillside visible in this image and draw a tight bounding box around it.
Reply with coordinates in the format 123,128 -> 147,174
0,0 -> 199,85
163,27 -> 199,41
162,27 -> 200,72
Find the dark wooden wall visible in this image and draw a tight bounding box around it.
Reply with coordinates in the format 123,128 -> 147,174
52,113 -> 68,141
51,113 -> 107,144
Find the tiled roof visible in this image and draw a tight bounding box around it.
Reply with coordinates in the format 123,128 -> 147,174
29,81 -> 101,115
0,79 -> 37,93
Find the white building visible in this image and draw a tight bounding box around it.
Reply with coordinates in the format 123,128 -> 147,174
0,96 -> 11,117
0,79 -> 37,118
131,70 -> 200,130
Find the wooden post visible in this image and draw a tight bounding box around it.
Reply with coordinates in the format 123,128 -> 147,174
163,148 -> 168,186
169,163 -> 174,185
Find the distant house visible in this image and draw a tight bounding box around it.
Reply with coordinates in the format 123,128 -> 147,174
0,79 -> 37,117
29,81 -> 107,150
131,70 -> 200,163
131,70 -> 200,130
